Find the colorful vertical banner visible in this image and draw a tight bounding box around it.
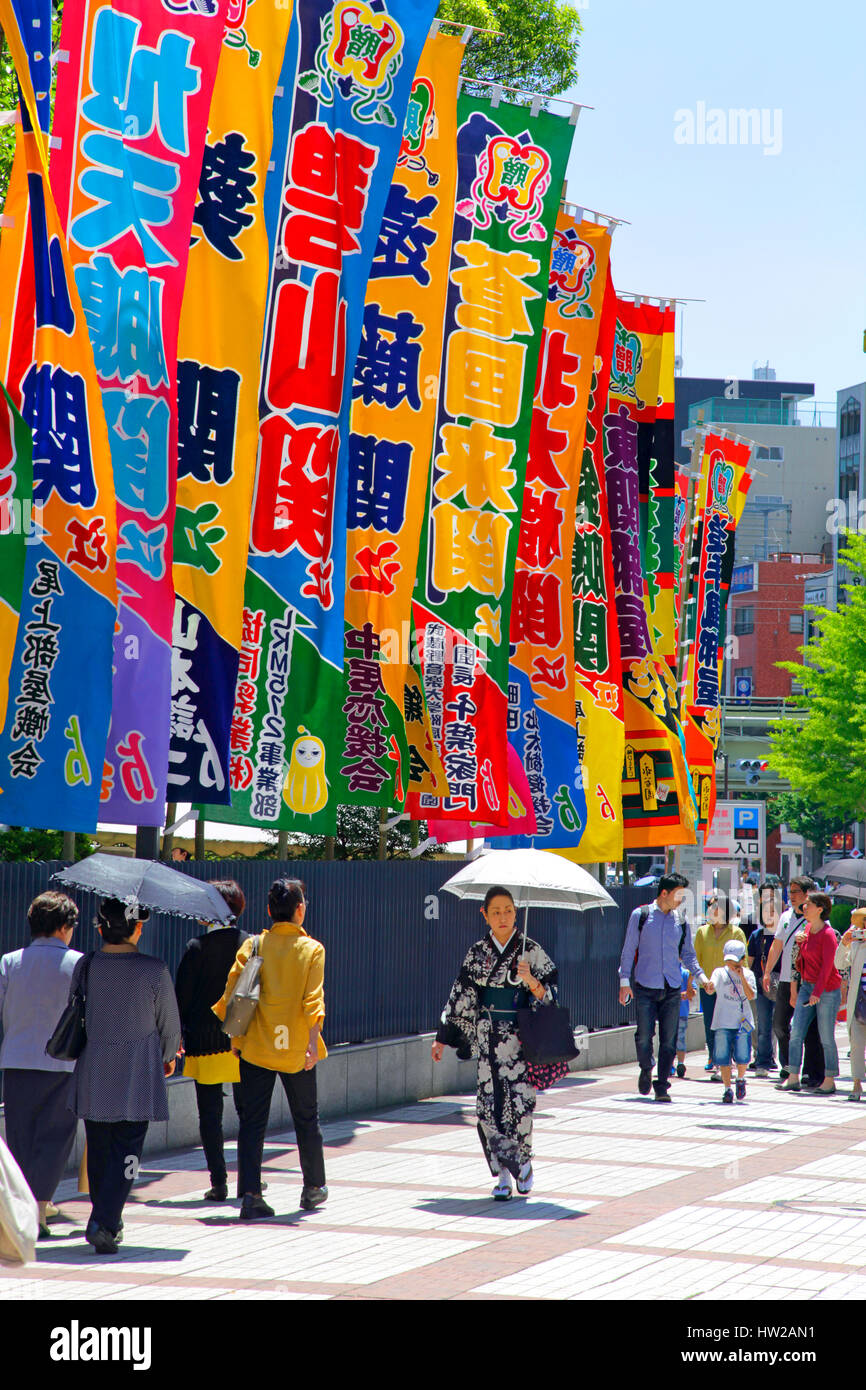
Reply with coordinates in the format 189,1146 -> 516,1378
50,0 -> 230,825
167,0 -> 295,806
645,304 -> 677,670
407,94 -> 574,827
683,431 -> 754,829
607,295 -> 696,849
0,2 -> 118,830
563,267 -> 624,861
504,216 -> 614,851
336,28 -> 462,812
203,0 -> 437,836
0,390 -> 33,739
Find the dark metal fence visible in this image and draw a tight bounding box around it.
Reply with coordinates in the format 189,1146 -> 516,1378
0,860 -> 645,1044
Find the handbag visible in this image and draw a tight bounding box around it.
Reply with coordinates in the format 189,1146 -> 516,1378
517,997 -> 579,1067
221,935 -> 264,1038
765,919 -> 801,1002
854,967 -> 866,1025
45,952 -> 94,1062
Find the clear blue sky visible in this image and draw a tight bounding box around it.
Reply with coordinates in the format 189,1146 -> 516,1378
560,0 -> 866,404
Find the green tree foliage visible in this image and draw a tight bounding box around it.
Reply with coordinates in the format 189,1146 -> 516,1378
437,0 -> 581,95
766,791 -> 855,863
0,3 -> 63,210
0,826 -> 93,861
769,532 -> 866,820
830,902 -> 852,935
266,806 -> 436,860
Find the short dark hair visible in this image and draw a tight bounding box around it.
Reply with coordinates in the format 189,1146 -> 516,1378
790,875 -> 817,894
28,891 -> 78,939
483,886 -> 516,912
658,872 -> 688,895
807,891 -> 833,921
96,896 -> 149,944
705,891 -> 735,923
210,879 -> 245,922
268,878 -> 306,922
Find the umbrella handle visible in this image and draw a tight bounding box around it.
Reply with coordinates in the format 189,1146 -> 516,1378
508,906 -> 531,985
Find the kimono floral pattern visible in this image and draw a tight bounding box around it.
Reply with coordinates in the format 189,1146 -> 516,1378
436,932 -> 558,1179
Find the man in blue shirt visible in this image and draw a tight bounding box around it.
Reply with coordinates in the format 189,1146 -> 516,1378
619,873 -> 709,1101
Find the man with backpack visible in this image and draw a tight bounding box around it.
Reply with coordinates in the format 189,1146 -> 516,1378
618,873 -> 709,1102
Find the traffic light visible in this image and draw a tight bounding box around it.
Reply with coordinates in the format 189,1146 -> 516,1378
737,759 -> 769,786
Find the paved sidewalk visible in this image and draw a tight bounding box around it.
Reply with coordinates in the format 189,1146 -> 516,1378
4,1033 -> 866,1301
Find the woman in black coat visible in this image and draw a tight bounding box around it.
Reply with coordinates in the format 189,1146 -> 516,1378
174,880 -> 246,1202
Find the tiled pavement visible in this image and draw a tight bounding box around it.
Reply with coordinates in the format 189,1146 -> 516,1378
5,1031 -> 866,1301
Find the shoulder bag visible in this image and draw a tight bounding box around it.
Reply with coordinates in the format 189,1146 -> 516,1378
765,918 -> 800,1002
517,984 -> 579,1067
45,952 -> 94,1062
221,935 -> 264,1038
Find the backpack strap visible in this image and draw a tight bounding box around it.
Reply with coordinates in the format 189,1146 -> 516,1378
631,905 -> 652,977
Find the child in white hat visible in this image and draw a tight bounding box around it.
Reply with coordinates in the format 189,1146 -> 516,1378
704,939 -> 757,1103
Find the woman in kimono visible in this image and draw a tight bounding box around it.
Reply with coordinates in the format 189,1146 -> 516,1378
432,886 -> 558,1201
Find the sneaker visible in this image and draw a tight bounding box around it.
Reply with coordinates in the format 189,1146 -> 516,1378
203,1185 -> 229,1202
754,1068 -> 769,1078
722,1089 -> 734,1104
676,1063 -> 686,1079
735,1077 -> 747,1100
638,1068 -> 653,1096
654,1090 -> 672,1103
704,1061 -> 715,1073
710,1069 -> 723,1083
87,1224 -> 118,1254
239,1194 -> 275,1222
299,1185 -> 329,1211
516,1163 -> 534,1196
491,1174 -> 513,1201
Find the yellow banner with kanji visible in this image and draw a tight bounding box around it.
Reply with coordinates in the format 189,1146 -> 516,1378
338,29 -> 465,807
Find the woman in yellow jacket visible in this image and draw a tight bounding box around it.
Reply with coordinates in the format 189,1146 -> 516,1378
213,878 -> 327,1220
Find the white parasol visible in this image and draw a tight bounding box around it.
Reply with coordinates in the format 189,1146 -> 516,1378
441,848 -> 615,979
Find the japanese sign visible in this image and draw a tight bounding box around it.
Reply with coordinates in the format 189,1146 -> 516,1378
49,0 -> 230,824
704,799 -> 765,864
338,29 -> 462,813
505,216 -> 614,852
0,4 -> 118,831
0,389 -> 33,740
607,295 -> 696,849
682,431 -> 754,830
168,0 -> 295,806
558,267 -> 625,863
407,93 -> 574,827
203,0 -> 437,835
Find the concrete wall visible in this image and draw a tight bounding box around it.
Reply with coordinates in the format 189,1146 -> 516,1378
0,1016 -> 708,1175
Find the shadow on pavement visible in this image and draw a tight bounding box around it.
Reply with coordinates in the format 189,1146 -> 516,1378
413,1196 -> 589,1222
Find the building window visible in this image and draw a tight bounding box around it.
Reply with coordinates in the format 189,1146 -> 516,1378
755,445 -> 784,462
841,395 -> 862,440
789,613 -> 804,633
734,607 -> 754,635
